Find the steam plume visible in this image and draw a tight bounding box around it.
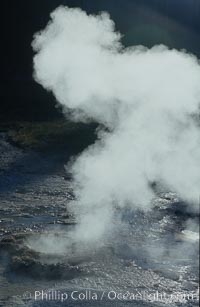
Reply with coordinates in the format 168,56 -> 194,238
33,7 -> 200,243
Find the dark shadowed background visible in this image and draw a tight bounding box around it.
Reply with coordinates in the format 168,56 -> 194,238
1,0 -> 200,122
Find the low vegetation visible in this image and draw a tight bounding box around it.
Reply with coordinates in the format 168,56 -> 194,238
1,120 -> 97,153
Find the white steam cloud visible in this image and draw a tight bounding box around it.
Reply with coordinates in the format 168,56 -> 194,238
32,7 -> 200,243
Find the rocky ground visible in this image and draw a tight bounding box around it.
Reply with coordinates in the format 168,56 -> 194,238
0,132 -> 199,307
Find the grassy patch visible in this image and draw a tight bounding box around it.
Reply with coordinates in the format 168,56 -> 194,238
2,120 -> 97,153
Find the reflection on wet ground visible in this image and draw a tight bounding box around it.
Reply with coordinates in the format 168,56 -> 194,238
0,134 -> 199,306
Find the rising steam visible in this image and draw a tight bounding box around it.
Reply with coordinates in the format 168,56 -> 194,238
32,7 -> 200,243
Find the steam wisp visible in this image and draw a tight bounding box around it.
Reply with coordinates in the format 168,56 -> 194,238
33,7 -> 200,243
